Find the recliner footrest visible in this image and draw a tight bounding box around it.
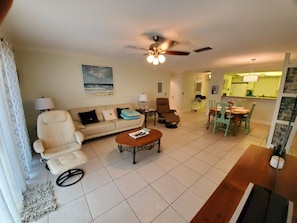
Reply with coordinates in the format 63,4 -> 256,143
164,113 -> 180,128
165,113 -> 180,123
46,151 -> 88,187
47,151 -> 88,175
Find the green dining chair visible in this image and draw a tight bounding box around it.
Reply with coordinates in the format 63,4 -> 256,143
239,102 -> 256,133
208,99 -> 216,125
213,102 -> 233,137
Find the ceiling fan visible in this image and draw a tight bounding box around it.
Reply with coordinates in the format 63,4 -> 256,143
128,35 -> 190,65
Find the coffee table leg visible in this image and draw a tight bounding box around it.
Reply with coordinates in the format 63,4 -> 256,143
118,145 -> 123,152
133,147 -> 136,164
157,139 -> 161,153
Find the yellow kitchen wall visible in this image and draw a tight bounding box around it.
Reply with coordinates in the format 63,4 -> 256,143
223,74 -> 281,97
14,48 -> 171,142
253,76 -> 280,97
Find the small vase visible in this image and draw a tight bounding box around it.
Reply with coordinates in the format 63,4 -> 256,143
270,144 -> 286,169
271,144 -> 286,159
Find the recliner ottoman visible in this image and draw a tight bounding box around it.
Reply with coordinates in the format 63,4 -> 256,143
164,113 -> 180,128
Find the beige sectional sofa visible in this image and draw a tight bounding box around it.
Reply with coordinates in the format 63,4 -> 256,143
68,103 -> 144,140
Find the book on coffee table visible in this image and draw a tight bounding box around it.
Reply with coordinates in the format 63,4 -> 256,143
129,130 -> 149,139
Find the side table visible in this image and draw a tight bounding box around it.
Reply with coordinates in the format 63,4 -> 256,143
136,109 -> 157,127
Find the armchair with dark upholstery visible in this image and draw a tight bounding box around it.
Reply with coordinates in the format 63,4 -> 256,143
156,98 -> 180,128
33,110 -> 88,186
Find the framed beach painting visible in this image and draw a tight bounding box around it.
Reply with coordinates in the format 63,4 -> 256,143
81,64 -> 114,96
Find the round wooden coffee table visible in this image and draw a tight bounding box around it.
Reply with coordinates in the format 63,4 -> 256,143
115,128 -> 162,164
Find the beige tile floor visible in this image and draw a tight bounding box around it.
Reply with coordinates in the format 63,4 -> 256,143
29,110 -> 273,223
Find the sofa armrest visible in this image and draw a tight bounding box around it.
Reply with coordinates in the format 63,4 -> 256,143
74,131 -> 84,144
33,139 -> 45,154
73,120 -> 86,130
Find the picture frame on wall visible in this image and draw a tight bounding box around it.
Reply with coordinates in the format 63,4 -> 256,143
211,85 -> 218,94
271,123 -> 293,146
81,64 -> 114,96
195,82 -> 202,93
283,67 -> 297,93
277,97 -> 297,121
158,82 -> 162,93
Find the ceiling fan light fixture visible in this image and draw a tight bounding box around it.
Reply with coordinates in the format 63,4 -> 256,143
153,57 -> 159,65
146,54 -> 154,63
158,54 -> 166,63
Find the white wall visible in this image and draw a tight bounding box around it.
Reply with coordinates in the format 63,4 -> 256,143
15,48 -> 171,142
181,71 -> 210,112
170,72 -> 183,112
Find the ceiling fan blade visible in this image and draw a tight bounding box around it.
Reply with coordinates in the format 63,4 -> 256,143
125,45 -> 147,51
193,46 -> 212,53
159,40 -> 178,51
165,50 -> 190,56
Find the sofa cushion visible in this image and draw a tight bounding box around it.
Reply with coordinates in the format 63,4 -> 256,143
69,106 -> 105,122
102,109 -> 118,121
106,103 -> 135,114
78,110 -> 99,125
116,107 -> 129,119
79,121 -> 116,136
120,109 -> 140,120
113,118 -> 143,129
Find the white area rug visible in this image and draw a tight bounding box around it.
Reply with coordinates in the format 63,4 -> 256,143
21,181 -> 56,223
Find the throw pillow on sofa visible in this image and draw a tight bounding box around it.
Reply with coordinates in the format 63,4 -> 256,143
78,109 -> 99,125
102,109 -> 118,121
116,107 -> 129,119
120,109 -> 140,120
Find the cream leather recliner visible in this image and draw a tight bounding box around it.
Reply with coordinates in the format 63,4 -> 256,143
33,110 -> 88,187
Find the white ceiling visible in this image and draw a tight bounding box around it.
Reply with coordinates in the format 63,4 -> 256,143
1,0 -> 297,73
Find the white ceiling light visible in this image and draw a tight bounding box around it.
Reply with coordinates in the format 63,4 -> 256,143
153,57 -> 159,65
146,49 -> 166,66
158,54 -> 166,63
146,54 -> 154,63
243,58 -> 259,82
243,75 -> 259,82
235,71 -> 282,77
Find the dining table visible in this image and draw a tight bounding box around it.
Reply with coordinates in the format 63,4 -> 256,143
206,105 -> 250,135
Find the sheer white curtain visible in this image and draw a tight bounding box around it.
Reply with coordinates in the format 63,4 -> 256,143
0,39 -> 32,222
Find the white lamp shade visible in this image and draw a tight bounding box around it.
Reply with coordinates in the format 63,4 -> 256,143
138,94 -> 148,102
158,54 -> 166,63
35,97 -> 55,110
146,55 -> 154,63
153,57 -> 159,65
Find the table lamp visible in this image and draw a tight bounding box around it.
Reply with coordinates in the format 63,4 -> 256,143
138,93 -> 148,110
35,97 -> 55,113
